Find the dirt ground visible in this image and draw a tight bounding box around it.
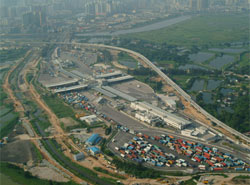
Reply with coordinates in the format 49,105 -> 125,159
29,166 -> 69,182
91,127 -> 108,138
60,117 -> 79,128
203,173 -> 250,185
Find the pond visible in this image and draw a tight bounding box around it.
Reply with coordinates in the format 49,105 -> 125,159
220,88 -> 234,96
206,80 -> 221,91
189,52 -> 214,64
119,60 -> 137,69
209,55 -> 234,69
189,79 -> 205,92
178,64 -> 208,70
209,48 -> 246,54
202,92 -> 213,104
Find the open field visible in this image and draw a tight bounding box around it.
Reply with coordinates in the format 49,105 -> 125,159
125,13 -> 249,46
0,163 -> 78,185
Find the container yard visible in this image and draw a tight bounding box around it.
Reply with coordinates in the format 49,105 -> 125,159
113,125 -> 248,172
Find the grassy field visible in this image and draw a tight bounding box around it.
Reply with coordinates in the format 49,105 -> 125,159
125,13 -> 249,46
42,94 -> 75,118
0,162 -> 78,185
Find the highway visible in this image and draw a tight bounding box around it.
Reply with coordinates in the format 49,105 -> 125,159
13,41 -> 250,144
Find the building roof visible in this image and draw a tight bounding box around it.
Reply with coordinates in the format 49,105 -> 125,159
93,87 -> 117,98
74,152 -> 84,158
102,86 -> 137,102
132,101 -> 191,126
96,71 -> 122,79
45,78 -> 79,88
80,115 -> 97,120
86,133 -> 100,145
88,146 -> 100,153
54,84 -> 88,93
107,75 -> 133,83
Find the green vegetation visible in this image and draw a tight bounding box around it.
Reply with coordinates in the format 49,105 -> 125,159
42,94 -> 75,118
0,69 -> 20,138
0,113 -> 19,138
118,51 -> 137,65
41,139 -> 117,185
232,175 -> 250,180
233,51 -> 250,75
0,48 -> 28,63
126,13 -> 249,46
202,94 -> 250,133
112,157 -> 166,178
180,178 -> 196,185
93,167 -> 126,179
0,162 -> 78,185
105,126 -> 112,135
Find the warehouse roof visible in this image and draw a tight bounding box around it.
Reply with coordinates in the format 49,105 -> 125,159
107,75 -> 134,83
96,71 -> 122,79
93,87 -> 117,98
102,86 -> 137,102
86,133 -> 101,145
88,146 -> 100,153
54,84 -> 88,93
132,101 -> 191,126
45,78 -> 79,88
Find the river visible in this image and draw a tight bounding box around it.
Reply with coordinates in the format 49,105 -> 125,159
75,15 -> 191,37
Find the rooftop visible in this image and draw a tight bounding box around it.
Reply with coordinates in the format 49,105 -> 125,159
102,86 -> 137,102
45,78 -> 79,88
54,84 -> 88,93
96,71 -> 122,79
107,75 -> 134,83
93,87 -> 117,98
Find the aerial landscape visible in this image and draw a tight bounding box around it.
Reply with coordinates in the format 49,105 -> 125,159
0,0 -> 249,185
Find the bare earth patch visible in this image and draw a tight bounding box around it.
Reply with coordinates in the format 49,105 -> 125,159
60,117 -> 79,128
30,166 -> 69,182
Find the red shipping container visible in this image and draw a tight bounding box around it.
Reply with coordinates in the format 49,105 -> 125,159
206,160 -> 214,166
194,157 -> 201,163
213,167 -> 223,171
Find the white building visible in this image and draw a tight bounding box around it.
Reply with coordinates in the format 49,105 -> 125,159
131,101 -> 191,130
80,115 -> 99,125
135,111 -> 161,125
73,152 -> 84,161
